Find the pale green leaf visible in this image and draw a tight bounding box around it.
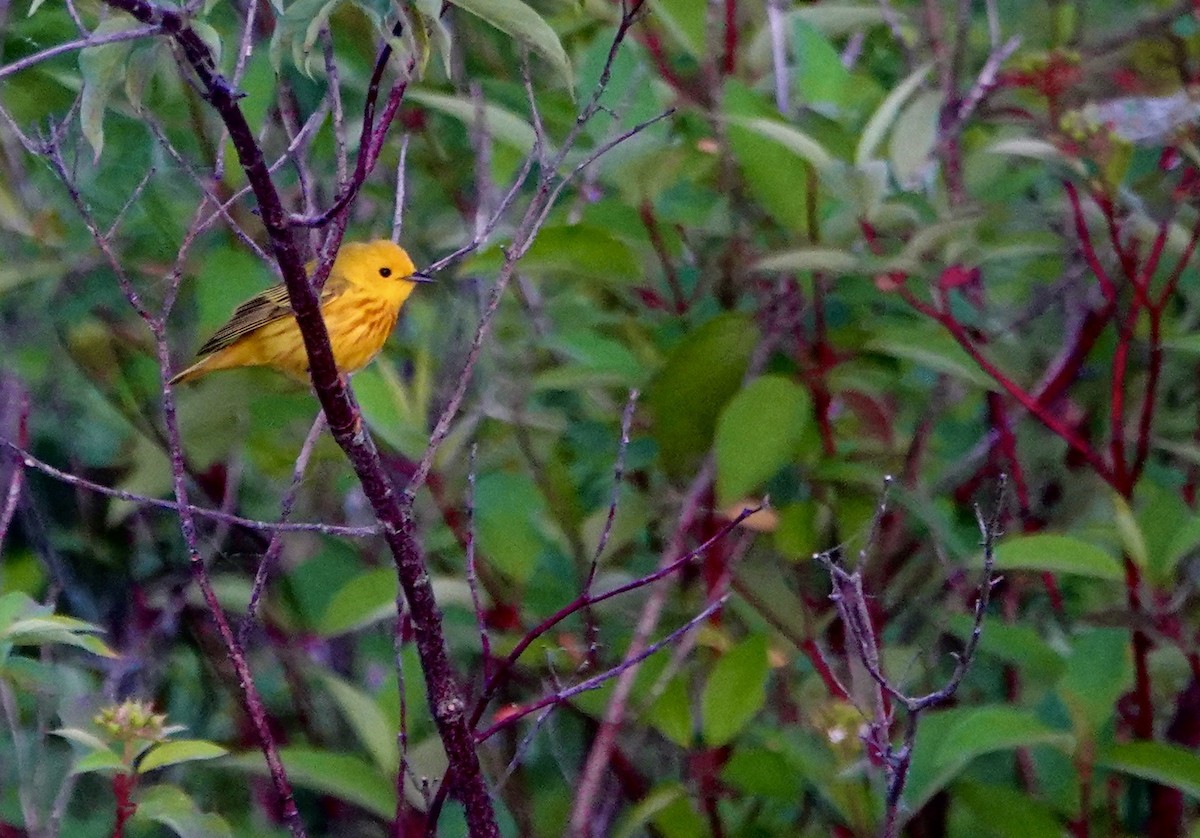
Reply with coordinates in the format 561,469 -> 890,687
79,19 -> 141,161
726,116 -> 835,172
856,63 -> 931,165
889,90 -> 944,186
715,375 -> 811,504
138,740 -> 227,774
407,89 -> 536,152
318,672 -> 398,772
133,785 -> 233,838
933,706 -> 1073,769
754,247 -> 861,274
446,0 -> 572,89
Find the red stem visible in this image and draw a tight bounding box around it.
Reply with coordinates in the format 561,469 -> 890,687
898,285 -> 1116,485
722,0 -> 737,75
110,774 -> 136,838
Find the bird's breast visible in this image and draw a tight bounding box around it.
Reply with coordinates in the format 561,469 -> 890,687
324,292 -> 401,373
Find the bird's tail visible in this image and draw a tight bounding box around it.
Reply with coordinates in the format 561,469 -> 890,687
169,354 -> 221,386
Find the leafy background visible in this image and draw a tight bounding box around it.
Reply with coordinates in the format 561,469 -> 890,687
3,0 -> 1200,835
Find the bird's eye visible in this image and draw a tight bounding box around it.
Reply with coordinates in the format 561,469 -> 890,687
379,267 -> 392,278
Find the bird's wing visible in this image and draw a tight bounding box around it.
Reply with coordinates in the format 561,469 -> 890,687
194,276 -> 350,357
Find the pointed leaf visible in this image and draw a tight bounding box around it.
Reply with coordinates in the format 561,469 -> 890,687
407,89 -> 536,152
856,63 -> 931,165
993,534 -> 1123,581
138,740 -> 227,773
446,0 -> 571,89
79,19 -> 141,161
1099,741 -> 1200,799
701,634 -> 769,745
134,785 -> 233,838
715,375 -> 810,504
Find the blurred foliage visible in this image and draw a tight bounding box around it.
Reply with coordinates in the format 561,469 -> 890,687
5,0 -> 1200,835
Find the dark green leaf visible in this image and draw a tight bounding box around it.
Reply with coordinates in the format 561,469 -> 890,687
646,314 -> 759,474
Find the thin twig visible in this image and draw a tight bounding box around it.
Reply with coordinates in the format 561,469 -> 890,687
239,412 -> 327,645
4,441 -> 373,538
0,24 -> 161,81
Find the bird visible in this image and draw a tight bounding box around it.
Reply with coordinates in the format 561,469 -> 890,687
170,239 -> 432,386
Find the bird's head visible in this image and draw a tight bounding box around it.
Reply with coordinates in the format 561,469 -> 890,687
338,239 -> 433,289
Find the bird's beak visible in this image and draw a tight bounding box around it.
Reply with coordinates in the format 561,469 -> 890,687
410,270 -> 435,284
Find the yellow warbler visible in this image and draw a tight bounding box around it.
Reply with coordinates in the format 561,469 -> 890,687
170,239 -> 430,385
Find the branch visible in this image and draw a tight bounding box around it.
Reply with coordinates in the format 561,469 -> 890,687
92,3 -> 498,832
3,441 -> 373,538
819,477 -> 1007,837
0,24 -> 161,81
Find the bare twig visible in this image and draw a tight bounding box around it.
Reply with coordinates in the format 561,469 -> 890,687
239,412 -> 327,645
464,446 -> 492,681
4,441 -> 372,538
818,476 -> 1007,837
476,596 -> 728,743
0,24 -> 161,81
569,461 -> 714,834
391,133 -> 410,242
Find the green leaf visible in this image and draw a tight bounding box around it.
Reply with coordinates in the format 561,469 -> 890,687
515,225 -> 641,285
1163,333 -> 1200,356
406,89 -> 537,152
856,63 -> 931,165
53,727 -> 111,752
646,677 -> 693,747
134,785 -> 233,838
933,706 -> 1073,770
727,116 -> 835,173
318,671 -> 398,772
867,327 -> 999,390
1111,491 -> 1148,568
474,472 -> 549,583
889,90 -> 943,186
79,19 -> 140,162
792,18 -> 860,109
988,137 -> 1069,164
993,534 -> 1123,581
646,314 -> 759,475
315,570 -> 478,637
445,0 -> 572,89
1057,628 -> 1131,734
317,568 -> 396,636
724,88 -> 817,229
715,375 -> 811,504
754,247 -> 861,274
226,747 -> 395,819
138,740 -> 227,773
74,748 -> 128,775
791,4 -> 894,35
720,746 -> 804,799
649,0 -> 705,55
612,783 -> 691,838
954,781 -> 1064,838
946,615 -> 1065,681
1099,741 -> 1200,798
701,634 -> 769,746
268,0 -> 340,74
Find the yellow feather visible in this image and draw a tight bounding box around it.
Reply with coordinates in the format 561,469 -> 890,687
171,240 -> 426,386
